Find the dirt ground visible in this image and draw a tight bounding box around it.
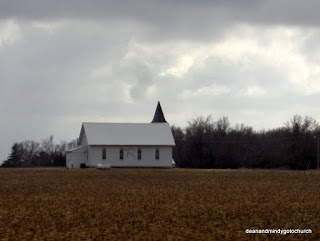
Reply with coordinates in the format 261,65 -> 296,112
0,168 -> 319,240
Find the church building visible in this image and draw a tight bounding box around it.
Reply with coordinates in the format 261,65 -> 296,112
66,102 -> 175,168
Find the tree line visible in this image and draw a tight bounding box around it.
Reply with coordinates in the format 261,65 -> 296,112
172,115 -> 320,170
2,114 -> 320,169
1,136 -> 77,168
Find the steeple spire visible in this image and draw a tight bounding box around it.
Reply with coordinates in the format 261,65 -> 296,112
151,101 -> 167,123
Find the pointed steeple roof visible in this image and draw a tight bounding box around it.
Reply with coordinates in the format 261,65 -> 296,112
151,101 -> 167,123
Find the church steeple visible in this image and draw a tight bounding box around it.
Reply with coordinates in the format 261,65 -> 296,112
151,101 -> 167,123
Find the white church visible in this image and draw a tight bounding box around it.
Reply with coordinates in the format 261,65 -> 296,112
66,102 -> 175,168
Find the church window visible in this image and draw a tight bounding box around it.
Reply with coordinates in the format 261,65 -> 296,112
102,147 -> 106,160
138,148 -> 142,160
155,148 -> 160,160
120,148 -> 124,160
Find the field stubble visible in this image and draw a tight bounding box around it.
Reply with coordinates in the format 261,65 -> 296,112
0,168 -> 319,240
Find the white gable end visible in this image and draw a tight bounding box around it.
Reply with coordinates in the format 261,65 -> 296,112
79,127 -> 88,146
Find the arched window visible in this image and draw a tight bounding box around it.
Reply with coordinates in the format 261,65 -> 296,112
138,148 -> 142,160
155,148 -> 160,160
120,148 -> 124,160
102,147 -> 106,160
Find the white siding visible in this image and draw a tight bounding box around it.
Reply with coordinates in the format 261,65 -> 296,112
66,146 -> 88,168
88,146 -> 172,168
79,132 -> 88,146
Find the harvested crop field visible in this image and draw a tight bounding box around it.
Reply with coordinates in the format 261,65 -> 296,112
0,168 -> 319,241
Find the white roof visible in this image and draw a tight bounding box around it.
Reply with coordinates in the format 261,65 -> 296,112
65,145 -> 87,152
81,122 -> 175,146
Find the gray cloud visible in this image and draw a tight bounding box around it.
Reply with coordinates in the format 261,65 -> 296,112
1,0 -> 320,42
2,1 -> 320,162
0,1 -> 319,25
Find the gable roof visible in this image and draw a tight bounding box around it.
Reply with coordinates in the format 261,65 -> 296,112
80,122 -> 175,146
151,101 -> 167,123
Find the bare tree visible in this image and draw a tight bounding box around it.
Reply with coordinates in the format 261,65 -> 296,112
21,140 -> 41,166
67,139 -> 78,150
41,135 -> 54,155
215,116 -> 230,137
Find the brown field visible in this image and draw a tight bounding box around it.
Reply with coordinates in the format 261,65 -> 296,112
0,168 -> 319,241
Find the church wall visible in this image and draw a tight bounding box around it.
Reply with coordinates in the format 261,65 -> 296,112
88,146 -> 172,168
79,132 -> 88,146
66,146 -> 88,168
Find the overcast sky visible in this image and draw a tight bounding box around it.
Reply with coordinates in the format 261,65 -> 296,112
1,0 -> 320,162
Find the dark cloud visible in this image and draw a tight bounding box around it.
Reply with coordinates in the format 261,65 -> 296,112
1,0 -> 319,26
0,1 -> 260,20
1,0 -> 319,48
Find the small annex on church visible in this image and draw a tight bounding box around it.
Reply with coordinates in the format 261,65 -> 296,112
66,102 -> 175,169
